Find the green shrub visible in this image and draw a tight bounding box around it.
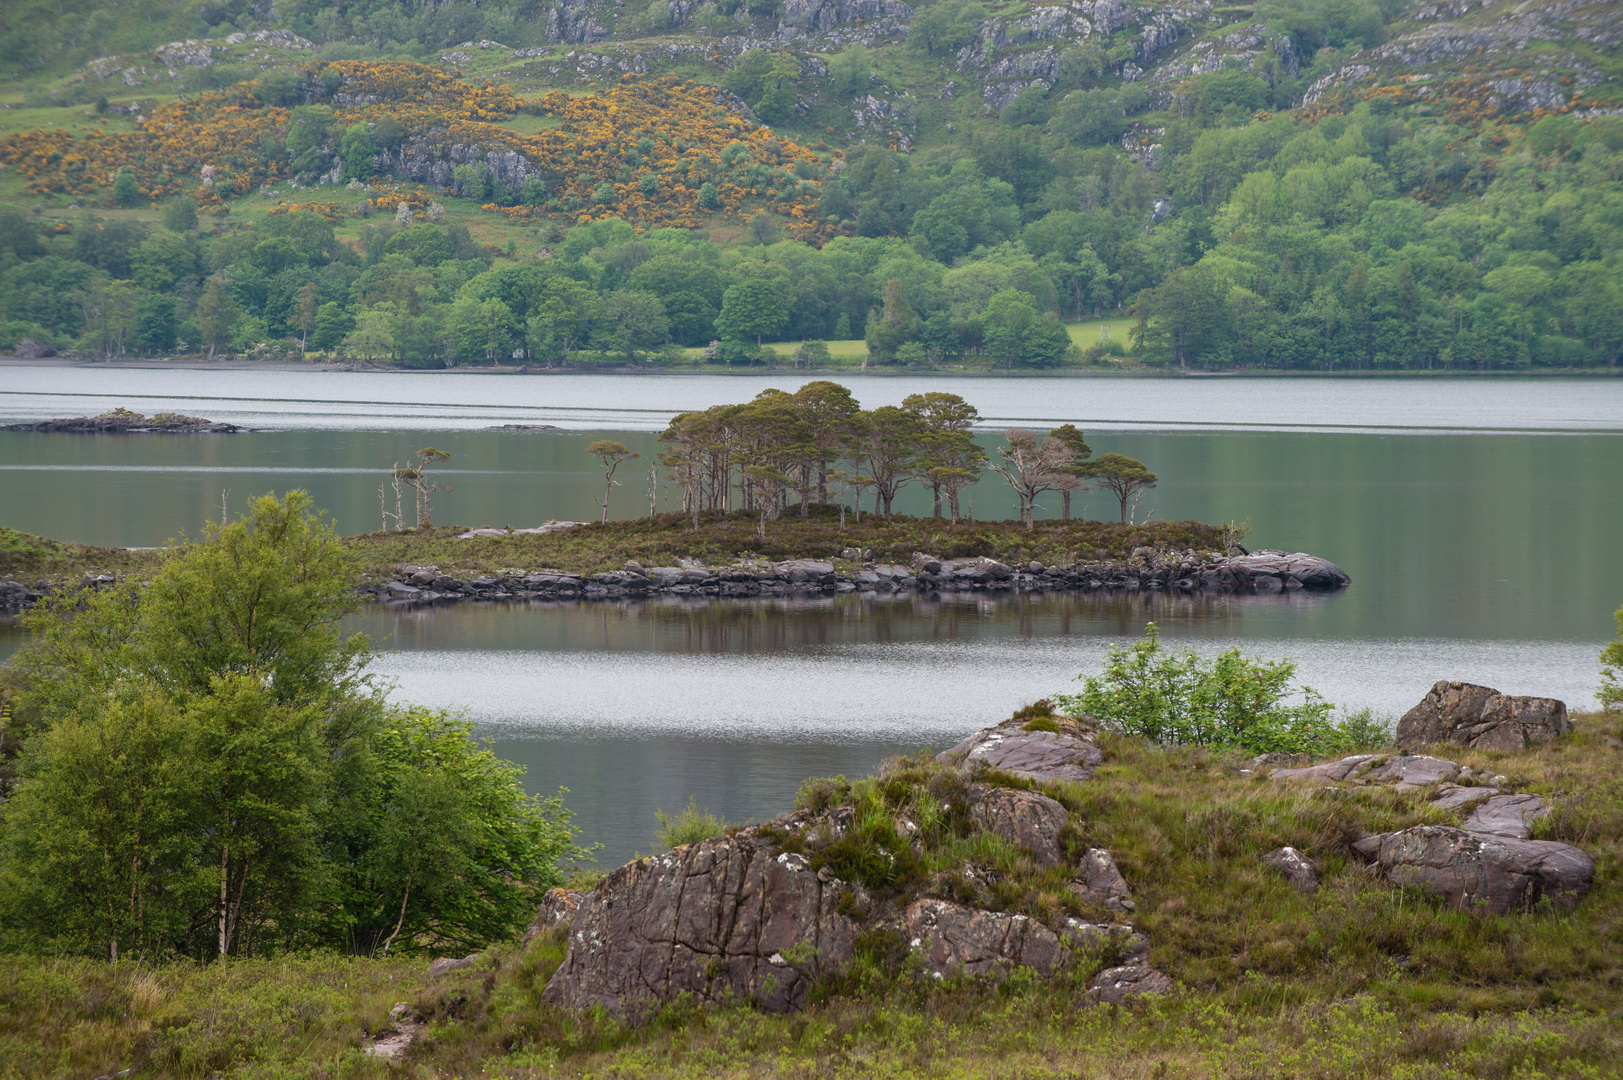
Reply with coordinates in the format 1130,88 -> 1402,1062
1601,602 -> 1623,712
1054,623 -> 1348,755
654,797 -> 726,850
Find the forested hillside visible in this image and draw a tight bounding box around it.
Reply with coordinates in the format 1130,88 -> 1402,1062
1,0 -> 1619,369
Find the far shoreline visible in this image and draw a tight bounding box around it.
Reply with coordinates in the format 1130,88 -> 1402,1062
2,357 -> 1620,379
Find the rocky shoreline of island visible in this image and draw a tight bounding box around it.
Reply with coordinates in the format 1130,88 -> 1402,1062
369,548 -> 1351,606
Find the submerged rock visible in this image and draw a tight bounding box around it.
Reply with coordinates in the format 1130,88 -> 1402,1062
1395,682 -> 1570,751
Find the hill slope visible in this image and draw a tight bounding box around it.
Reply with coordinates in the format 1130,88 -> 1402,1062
1,0 -> 1619,371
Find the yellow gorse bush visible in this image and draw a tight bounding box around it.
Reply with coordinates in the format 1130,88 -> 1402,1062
0,63 -> 827,235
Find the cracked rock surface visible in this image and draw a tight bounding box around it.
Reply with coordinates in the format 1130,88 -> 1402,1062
937,727 -> 1103,783
1396,681 -> 1570,751
541,830 -> 859,1018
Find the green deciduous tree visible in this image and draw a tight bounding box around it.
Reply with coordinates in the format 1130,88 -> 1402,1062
829,46 -> 872,97
593,289 -> 669,363
1054,623 -> 1346,755
1601,604 -> 1623,712
0,492 -> 581,960
716,277 -> 789,346
112,166 -> 140,208
339,122 -> 376,182
526,277 -> 599,365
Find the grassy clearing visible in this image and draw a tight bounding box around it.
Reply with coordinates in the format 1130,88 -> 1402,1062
1067,316 -> 1136,354
0,510 -> 1226,586
1,709 -> 1618,1078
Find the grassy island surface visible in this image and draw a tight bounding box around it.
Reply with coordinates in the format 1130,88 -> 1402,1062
1,512 -> 1231,589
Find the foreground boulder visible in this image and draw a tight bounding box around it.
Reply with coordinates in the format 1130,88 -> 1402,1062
969,788 -> 1071,866
904,898 -> 1167,1001
1464,794 -> 1548,840
1352,826 -> 1592,915
937,727 -> 1103,783
541,830 -> 859,1018
1070,848 -> 1136,913
1262,847 -> 1320,894
1396,682 -> 1570,751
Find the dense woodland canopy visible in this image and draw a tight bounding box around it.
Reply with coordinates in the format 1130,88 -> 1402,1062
0,0 -> 1618,370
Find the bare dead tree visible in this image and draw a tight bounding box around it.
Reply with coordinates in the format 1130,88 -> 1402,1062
990,428 -> 1073,528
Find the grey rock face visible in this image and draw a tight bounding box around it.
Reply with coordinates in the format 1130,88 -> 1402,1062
969,788 -> 1071,866
904,898 -> 1166,1000
1352,826 -> 1592,915
1223,552 -> 1351,590
427,952 -> 481,976
541,832 -> 859,1019
1070,848 -> 1135,912
545,0 -> 610,44
780,0 -> 913,34
1464,794 -> 1547,840
1360,755 -> 1461,789
1262,846 -> 1320,894
937,727 -> 1103,783
1395,681 -> 1570,751
521,887 -> 588,947
1431,784 -> 1498,812
1146,22 -> 1298,104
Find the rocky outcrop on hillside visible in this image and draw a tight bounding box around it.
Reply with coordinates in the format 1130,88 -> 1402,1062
537,713 -> 1172,1021
953,0 -> 1207,109
370,547 -> 1350,606
1145,22 -> 1298,104
75,30 -> 312,89
1299,0 -> 1611,114
780,0 -> 915,35
1267,720 -> 1594,917
545,0 -> 611,46
1352,827 -> 1593,915
541,834 -> 861,1016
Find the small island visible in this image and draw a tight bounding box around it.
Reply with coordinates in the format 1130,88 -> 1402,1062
3,407 -> 241,434
0,512 -> 1351,613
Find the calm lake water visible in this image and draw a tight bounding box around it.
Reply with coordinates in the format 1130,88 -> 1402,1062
2,366 -> 1619,864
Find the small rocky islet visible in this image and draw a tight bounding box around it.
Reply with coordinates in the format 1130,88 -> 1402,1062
375,545 -> 1352,605
2,407 -> 240,434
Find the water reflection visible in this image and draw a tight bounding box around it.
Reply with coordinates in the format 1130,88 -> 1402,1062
357,586 -> 1349,655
